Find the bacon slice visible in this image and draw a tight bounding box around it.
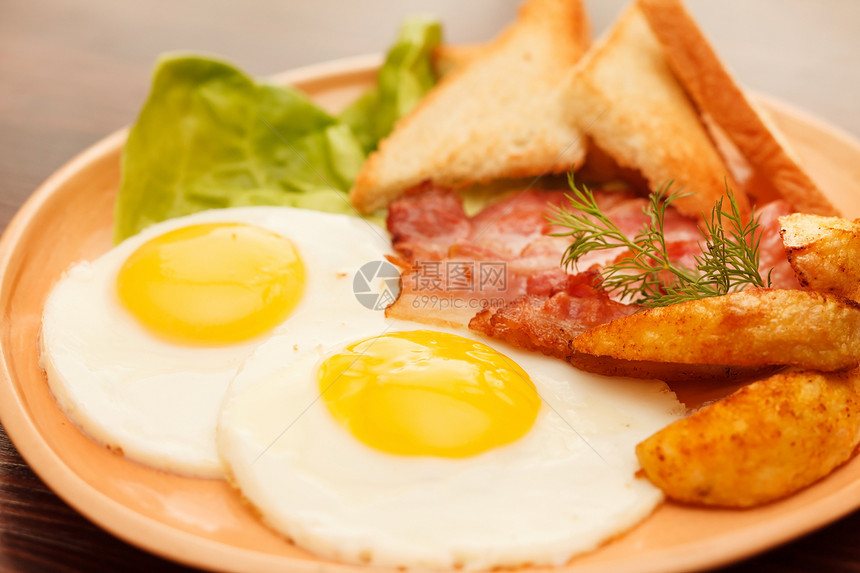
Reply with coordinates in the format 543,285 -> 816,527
387,182 -> 471,261
468,190 -> 569,256
469,272 -> 637,359
756,200 -> 801,289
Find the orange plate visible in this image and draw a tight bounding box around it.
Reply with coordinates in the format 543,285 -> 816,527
2,55 -> 860,573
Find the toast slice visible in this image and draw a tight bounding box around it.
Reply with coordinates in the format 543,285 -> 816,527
638,0 -> 839,216
563,4 -> 748,219
431,44 -> 485,78
350,0 -> 591,214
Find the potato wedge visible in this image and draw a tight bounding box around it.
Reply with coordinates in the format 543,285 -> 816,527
571,288 -> 860,372
636,368 -> 860,507
780,213 -> 860,303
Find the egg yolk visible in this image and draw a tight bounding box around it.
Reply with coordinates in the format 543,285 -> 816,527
318,330 -> 540,458
116,223 -> 304,345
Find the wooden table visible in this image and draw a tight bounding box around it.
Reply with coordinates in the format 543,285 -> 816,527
2,0 -> 860,571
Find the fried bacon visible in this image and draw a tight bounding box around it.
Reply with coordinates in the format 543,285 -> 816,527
469,272 -> 636,359
386,184 -> 647,328
387,182 -> 471,261
756,200 -> 800,290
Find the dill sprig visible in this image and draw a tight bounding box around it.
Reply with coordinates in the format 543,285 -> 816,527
547,175 -> 771,307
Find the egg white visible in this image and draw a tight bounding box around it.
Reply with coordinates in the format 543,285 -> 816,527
217,315 -> 684,570
39,207 -> 391,478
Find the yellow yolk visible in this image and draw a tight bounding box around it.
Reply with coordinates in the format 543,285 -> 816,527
116,223 -> 304,345
318,330 -> 540,458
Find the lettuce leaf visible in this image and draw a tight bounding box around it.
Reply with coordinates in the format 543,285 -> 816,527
114,18 -> 441,243
340,16 -> 442,153
113,56 -> 364,242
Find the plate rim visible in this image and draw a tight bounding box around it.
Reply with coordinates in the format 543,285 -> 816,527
2,54 -> 860,573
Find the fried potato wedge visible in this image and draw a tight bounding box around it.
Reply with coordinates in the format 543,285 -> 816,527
780,213 -> 860,303
571,288 -> 860,373
636,368 -> 860,507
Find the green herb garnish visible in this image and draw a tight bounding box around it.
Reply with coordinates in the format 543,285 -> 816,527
548,175 -> 771,307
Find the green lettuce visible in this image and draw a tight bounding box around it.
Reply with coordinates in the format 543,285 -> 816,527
340,17 -> 442,153
114,18 -> 441,243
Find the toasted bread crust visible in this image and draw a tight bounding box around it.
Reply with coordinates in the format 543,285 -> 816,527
350,0 -> 591,214
564,5 -> 745,219
638,0 -> 839,216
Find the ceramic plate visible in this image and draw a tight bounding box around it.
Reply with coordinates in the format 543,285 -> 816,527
2,55 -> 860,573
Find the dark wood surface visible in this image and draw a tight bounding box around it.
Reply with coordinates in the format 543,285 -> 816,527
2,0 -> 860,571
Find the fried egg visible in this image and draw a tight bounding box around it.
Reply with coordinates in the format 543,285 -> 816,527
217,316 -> 684,569
39,206 -> 390,477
